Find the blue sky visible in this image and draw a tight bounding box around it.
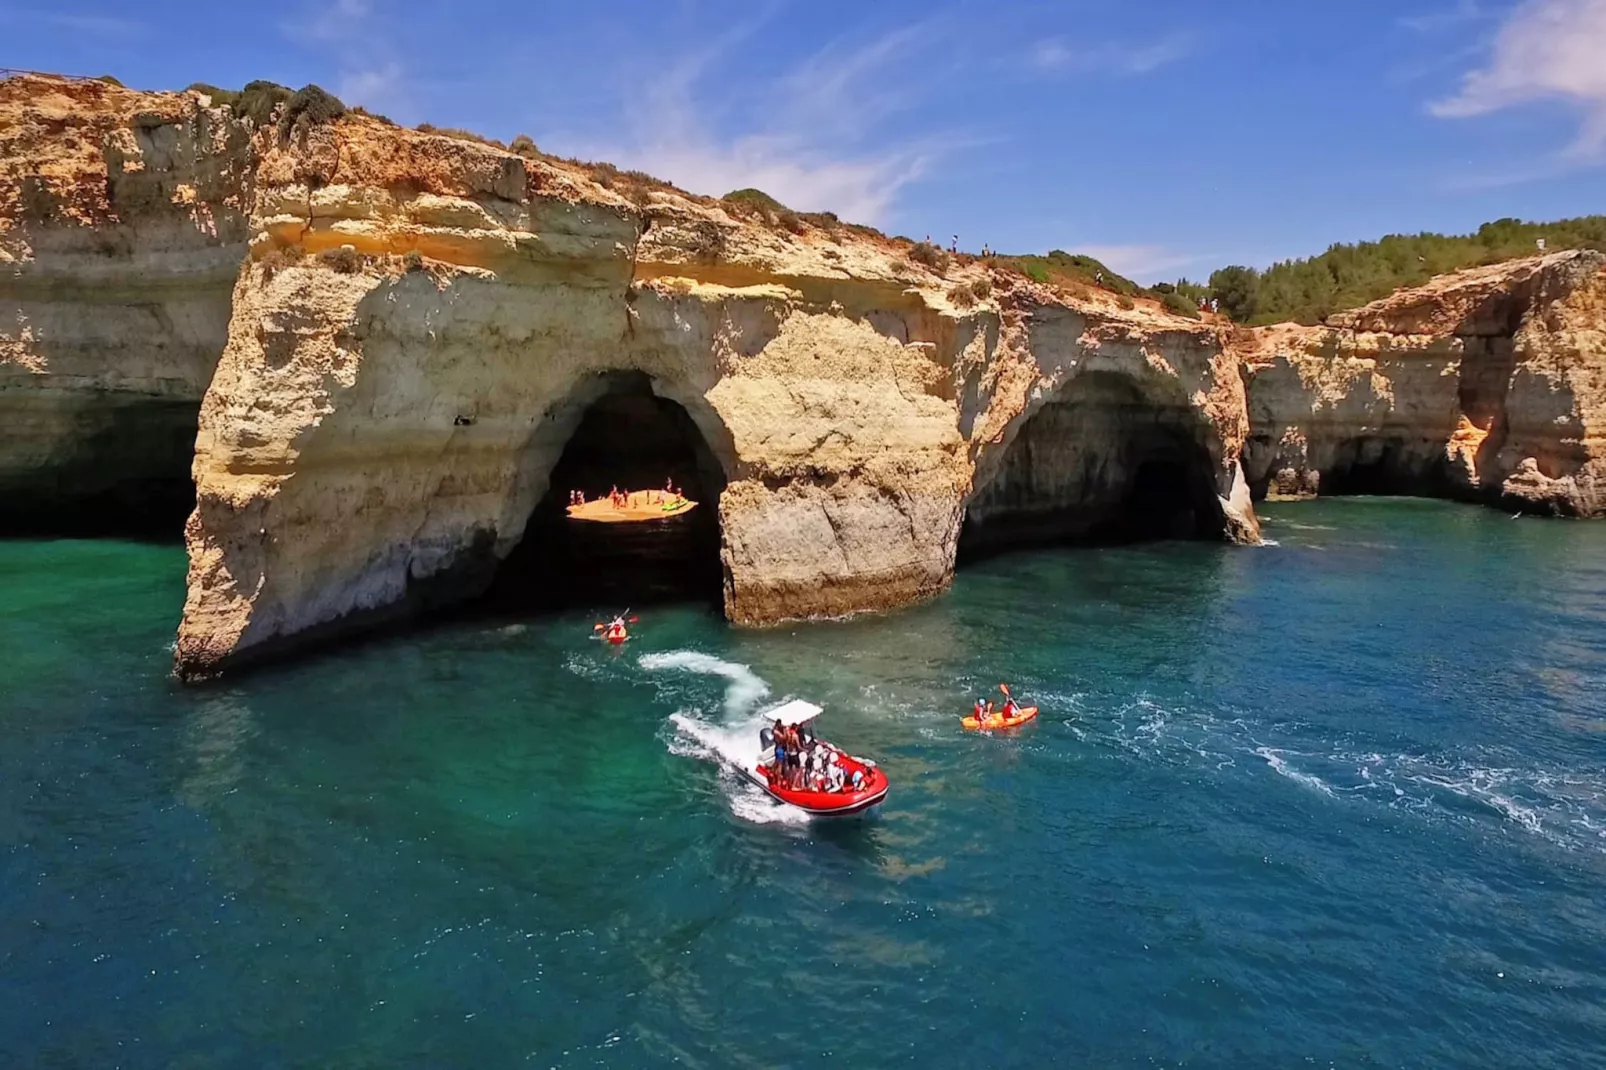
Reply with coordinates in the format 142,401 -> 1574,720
5,0 -> 1604,281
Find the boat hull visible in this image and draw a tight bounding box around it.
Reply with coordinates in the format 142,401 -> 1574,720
738,755 -> 888,818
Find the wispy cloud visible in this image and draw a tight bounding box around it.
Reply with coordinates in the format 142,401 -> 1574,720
1030,33 -> 1194,77
573,19 -> 963,224
1074,244 -> 1216,283
288,0 -> 410,116
1398,0 -> 1491,34
1430,0 -> 1606,159
3,8 -> 146,38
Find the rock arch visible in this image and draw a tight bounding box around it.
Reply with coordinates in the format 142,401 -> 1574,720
960,369 -> 1235,561
479,370 -> 735,612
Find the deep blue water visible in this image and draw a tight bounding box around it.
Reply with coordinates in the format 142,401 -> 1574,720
2,499 -> 1604,1068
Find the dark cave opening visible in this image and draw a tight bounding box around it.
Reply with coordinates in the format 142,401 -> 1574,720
0,398 -> 199,540
476,373 -> 728,615
957,373 -> 1225,564
1319,436 -> 1444,497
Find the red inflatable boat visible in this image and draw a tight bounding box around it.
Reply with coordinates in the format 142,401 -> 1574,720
741,700 -> 889,818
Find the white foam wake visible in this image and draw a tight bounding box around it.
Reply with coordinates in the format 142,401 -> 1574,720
1255,746 -> 1337,797
642,650 -> 810,825
638,650 -> 770,719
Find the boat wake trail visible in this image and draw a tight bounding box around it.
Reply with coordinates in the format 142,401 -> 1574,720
640,651 -> 809,825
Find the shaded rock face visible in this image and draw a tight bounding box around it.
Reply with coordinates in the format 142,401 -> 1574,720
1240,251 -> 1606,517
961,371 -> 1227,559
0,76 -> 252,535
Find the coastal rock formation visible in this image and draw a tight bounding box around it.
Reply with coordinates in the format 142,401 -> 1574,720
0,75 -> 251,532
8,73 -> 1604,681
168,106 -> 1258,675
1238,251 -> 1606,516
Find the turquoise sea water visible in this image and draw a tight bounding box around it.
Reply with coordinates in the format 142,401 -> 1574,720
2,500 -> 1604,1068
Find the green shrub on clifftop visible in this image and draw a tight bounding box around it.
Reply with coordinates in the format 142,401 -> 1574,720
235,80 -> 292,126
279,84 -> 346,136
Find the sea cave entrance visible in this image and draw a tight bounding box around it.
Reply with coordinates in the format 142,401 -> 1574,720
0,398 -> 199,540
958,371 -> 1225,563
478,372 -> 729,614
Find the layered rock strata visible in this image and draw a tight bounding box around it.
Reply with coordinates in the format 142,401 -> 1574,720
0,75 -> 251,531
19,73 -> 1601,682
1238,251 -> 1606,516
167,108 -> 1258,675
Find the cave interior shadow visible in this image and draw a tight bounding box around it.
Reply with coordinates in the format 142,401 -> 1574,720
957,376 -> 1226,566
473,372 -> 729,618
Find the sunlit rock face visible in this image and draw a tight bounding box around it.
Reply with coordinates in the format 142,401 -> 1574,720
0,75 -> 252,534
1238,251 -> 1606,517
4,74 -> 1264,679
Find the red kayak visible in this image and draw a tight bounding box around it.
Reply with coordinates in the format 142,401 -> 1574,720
741,700 -> 889,818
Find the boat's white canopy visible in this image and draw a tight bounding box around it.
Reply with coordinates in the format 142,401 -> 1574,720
765,699 -> 823,725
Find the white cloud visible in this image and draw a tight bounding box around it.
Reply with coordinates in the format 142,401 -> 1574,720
1398,0 -> 1490,34
1031,33 -> 1194,76
1430,0 -> 1606,157
574,22 -> 957,224
338,63 -> 404,114
287,0 -> 410,118
1073,244 -> 1215,283
1,8 -> 146,38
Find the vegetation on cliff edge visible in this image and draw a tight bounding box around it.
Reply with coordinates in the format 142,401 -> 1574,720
1202,216 -> 1606,325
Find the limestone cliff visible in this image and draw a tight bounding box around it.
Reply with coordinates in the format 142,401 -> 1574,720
165,105 -> 1257,675
0,74 -> 251,532
1,73 -> 1258,679
10,73 -> 1604,682
1238,251 -> 1606,516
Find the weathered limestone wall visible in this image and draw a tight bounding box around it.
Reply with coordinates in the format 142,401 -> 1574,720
1239,251 -> 1606,516
2,74 -> 1264,679
0,75 -> 252,531
169,110 -> 1259,676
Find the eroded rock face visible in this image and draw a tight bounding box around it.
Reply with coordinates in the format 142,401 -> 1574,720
169,110 -> 1260,675
1237,251 -> 1606,516
0,75 -> 252,532
3,74 -> 1262,678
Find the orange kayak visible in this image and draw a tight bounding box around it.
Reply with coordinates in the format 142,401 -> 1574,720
962,706 -> 1039,731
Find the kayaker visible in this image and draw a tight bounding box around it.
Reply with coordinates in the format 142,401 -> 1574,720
1001,695 -> 1019,719
973,698 -> 986,722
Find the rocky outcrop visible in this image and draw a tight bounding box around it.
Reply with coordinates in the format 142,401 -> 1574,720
0,74 -> 252,532
1238,251 -> 1606,516
165,105 -> 1257,676
1,73 -> 1257,678
9,72 -> 1604,681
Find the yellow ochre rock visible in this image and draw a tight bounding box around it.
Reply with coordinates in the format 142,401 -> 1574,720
5,72 -> 1599,681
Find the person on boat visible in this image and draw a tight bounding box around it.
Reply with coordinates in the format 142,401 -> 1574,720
1001,695 -> 1019,719
764,719 -> 784,773
973,698 -> 986,722
827,757 -> 846,793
